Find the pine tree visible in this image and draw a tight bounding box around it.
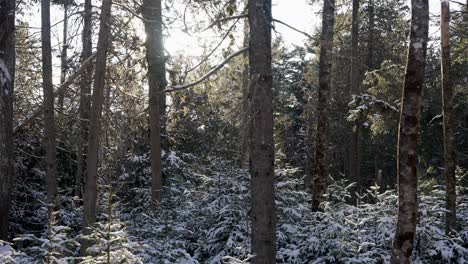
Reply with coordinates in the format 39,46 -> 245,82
311,0 -> 335,211
248,0 -> 276,262
0,0 -> 16,241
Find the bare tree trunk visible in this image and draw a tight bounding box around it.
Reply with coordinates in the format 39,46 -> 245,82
349,0 -> 361,193
0,0 -> 16,241
84,0 -> 112,232
248,0 -> 276,262
305,94 -> 314,190
75,0 -> 93,198
42,0 -> 58,216
390,0 -> 429,263
142,0 -> 165,205
311,0 -> 335,212
367,0 -> 375,69
240,17 -> 249,169
58,0 -> 70,111
440,0 -> 457,235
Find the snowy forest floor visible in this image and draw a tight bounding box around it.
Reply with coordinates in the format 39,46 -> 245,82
1,153 -> 468,263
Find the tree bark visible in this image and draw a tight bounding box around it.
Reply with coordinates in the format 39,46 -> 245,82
367,0 -> 375,69
349,0 -> 361,193
84,0 -> 112,231
75,0 -> 93,198
58,0 -> 70,111
440,0 -> 457,235
390,0 -> 429,263
305,94 -> 314,190
248,0 -> 276,262
42,0 -> 58,216
0,0 -> 16,241
142,0 -> 165,205
311,0 -> 335,212
240,17 -> 249,169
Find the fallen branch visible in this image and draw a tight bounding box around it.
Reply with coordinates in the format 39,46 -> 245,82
14,54 -> 95,134
164,47 -> 248,93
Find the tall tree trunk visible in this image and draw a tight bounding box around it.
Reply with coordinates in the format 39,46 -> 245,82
58,0 -> 70,111
311,0 -> 335,211
142,0 -> 165,205
248,0 -> 276,262
305,94 -> 314,190
349,0 -> 361,193
84,0 -> 112,232
42,0 -> 58,216
0,0 -> 16,241
75,0 -> 93,198
440,0 -> 457,235
239,17 -> 249,169
390,0 -> 429,263
367,0 -> 374,69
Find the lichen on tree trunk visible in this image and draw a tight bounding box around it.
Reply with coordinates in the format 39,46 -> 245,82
390,0 -> 429,263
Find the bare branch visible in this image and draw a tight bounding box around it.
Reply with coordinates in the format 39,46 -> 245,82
272,18 -> 314,40
203,14 -> 247,32
186,16 -> 242,74
14,54 -> 96,134
164,47 -> 248,93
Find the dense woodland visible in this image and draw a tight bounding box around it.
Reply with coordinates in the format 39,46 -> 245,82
0,0 -> 467,263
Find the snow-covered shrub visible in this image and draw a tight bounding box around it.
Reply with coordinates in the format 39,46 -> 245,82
13,210 -> 79,263
80,185 -> 142,264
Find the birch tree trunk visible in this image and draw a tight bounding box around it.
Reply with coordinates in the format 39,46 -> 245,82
312,0 -> 335,211
248,0 -> 276,262
0,0 -> 16,240
390,0 -> 429,262
440,0 -> 457,235
142,0 -> 166,205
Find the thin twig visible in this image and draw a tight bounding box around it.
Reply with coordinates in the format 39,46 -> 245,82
14,54 -> 96,134
203,14 -> 247,32
186,16 -> 242,74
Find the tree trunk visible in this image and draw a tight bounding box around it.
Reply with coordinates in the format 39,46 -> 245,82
440,0 -> 457,235
240,17 -> 249,169
390,0 -> 429,263
0,0 -> 16,241
75,0 -> 93,198
305,94 -> 314,190
349,0 -> 361,193
367,0 -> 375,69
58,0 -> 70,111
142,0 -> 165,205
311,0 -> 335,212
248,0 -> 276,262
42,0 -> 58,216
84,0 -> 112,231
